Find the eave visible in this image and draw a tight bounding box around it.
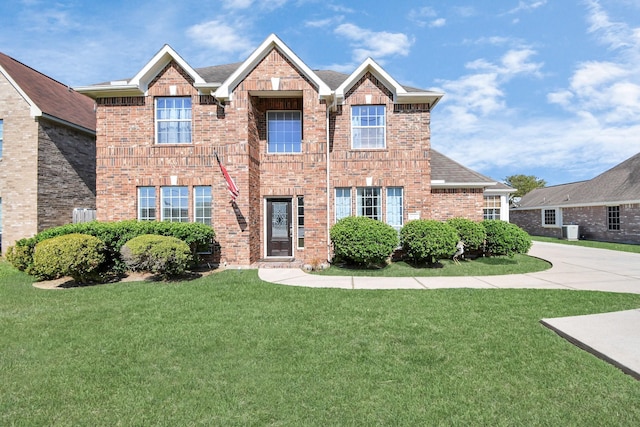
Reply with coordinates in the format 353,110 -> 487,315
431,180 -> 496,189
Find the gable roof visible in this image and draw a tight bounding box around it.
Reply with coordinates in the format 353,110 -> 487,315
514,152 -> 640,209
214,34 -> 332,100
0,51 -> 96,132
76,34 -> 443,109
430,149 -> 498,189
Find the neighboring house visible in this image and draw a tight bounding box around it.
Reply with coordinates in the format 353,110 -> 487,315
510,152 -> 640,243
0,52 -> 96,253
76,34 -> 505,266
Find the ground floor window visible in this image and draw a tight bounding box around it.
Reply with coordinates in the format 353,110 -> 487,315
386,187 -> 403,232
484,196 -> 501,220
138,185 -> 213,223
138,187 -> 156,221
357,187 -> 382,221
194,186 -> 212,225
335,188 -> 352,221
542,208 -> 559,226
607,206 -> 620,230
297,196 -> 304,249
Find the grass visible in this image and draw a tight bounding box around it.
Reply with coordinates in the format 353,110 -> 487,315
316,254 -> 551,276
533,235 -> 640,254
2,261 -> 640,425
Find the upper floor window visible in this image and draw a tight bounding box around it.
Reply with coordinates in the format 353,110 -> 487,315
161,186 -> 189,222
156,97 -> 192,144
351,105 -> 385,149
607,206 -> 620,231
0,119 -> 4,157
267,111 -> 302,153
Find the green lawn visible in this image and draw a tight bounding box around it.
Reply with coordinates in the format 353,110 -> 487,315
2,262 -> 640,426
533,236 -> 640,254
316,254 -> 550,276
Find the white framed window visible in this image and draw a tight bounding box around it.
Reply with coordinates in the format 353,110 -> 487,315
351,105 -> 385,149
607,206 -> 620,231
161,186 -> 189,222
335,188 -> 352,221
357,187 -> 382,221
542,208 -> 560,227
386,187 -> 403,232
297,196 -> 304,249
483,196 -> 501,220
156,97 -> 192,144
267,111 -> 302,153
138,187 -> 156,221
194,186 -> 212,225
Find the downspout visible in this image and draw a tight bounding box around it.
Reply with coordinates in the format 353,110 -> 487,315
326,96 -> 336,263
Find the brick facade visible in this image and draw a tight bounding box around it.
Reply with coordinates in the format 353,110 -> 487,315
0,73 -> 96,253
511,204 -> 640,244
89,40 -> 488,266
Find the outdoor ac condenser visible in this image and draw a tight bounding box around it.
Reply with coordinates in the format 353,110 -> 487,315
561,224 -> 579,241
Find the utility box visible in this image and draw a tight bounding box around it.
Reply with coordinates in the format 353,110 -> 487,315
561,225 -> 579,241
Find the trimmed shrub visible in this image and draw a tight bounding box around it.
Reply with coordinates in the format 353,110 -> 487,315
401,220 -> 459,265
31,234 -> 105,282
121,234 -> 193,279
482,220 -> 532,257
446,217 -> 486,252
330,216 -> 399,267
6,220 -> 215,277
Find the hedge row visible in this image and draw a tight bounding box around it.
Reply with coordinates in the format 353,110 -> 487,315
6,220 -> 215,278
330,217 -> 531,266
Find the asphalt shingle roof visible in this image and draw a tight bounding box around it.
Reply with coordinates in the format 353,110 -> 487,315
0,52 -> 96,132
516,152 -> 640,208
430,149 -> 497,185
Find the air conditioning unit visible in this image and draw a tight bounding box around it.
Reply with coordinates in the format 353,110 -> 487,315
561,224 -> 579,241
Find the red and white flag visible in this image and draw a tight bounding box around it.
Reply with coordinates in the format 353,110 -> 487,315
216,154 -> 239,202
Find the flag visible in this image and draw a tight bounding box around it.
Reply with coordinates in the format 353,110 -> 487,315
216,153 -> 239,202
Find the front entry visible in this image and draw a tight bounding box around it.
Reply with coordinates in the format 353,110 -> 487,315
266,198 -> 292,257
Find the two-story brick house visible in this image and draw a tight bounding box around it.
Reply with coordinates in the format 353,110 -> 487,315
0,52 -> 96,253
77,34 -> 501,266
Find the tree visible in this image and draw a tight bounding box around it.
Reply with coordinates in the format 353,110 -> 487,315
504,174 -> 546,203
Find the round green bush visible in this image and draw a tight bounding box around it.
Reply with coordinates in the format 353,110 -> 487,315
446,217 -> 486,252
32,233 -> 106,282
121,234 -> 193,278
482,220 -> 532,257
401,220 -> 459,265
330,216 -> 399,267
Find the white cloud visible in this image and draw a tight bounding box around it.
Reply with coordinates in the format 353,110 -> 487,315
409,7 -> 446,28
505,0 -> 547,15
334,23 -> 412,63
430,18 -> 446,28
186,20 -> 255,55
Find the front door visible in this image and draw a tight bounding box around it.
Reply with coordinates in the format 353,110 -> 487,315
267,198 -> 292,257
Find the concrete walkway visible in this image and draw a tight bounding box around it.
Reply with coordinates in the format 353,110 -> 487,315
259,241 -> 640,379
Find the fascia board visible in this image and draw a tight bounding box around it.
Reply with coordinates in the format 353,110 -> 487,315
215,34 -> 331,100
130,44 -> 206,92
0,64 -> 42,117
74,84 -> 143,98
335,58 -> 405,102
396,91 -> 444,108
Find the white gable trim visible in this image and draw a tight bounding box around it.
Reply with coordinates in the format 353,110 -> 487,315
335,57 -> 443,107
214,33 -> 331,101
0,64 -> 43,117
130,44 -> 206,94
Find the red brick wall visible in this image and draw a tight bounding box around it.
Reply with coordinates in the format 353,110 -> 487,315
94,51 -> 482,265
430,188 -> 484,221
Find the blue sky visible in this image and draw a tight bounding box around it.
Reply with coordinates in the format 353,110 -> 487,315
1,0 -> 639,185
